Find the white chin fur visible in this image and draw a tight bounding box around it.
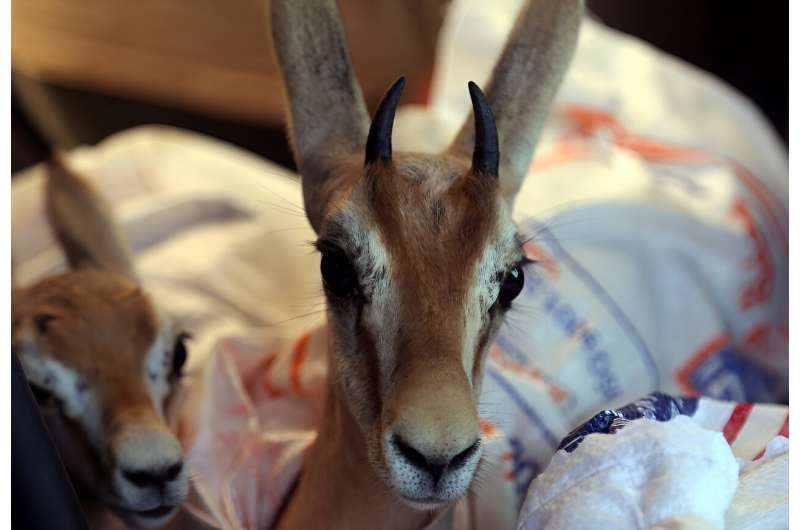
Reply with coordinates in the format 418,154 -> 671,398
398,495 -> 450,512
384,441 -> 482,511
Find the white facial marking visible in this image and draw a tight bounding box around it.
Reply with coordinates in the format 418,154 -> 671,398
340,205 -> 398,390
462,217 -> 519,380
19,353 -> 104,448
143,314 -> 175,417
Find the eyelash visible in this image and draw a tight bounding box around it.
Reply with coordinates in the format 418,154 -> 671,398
517,256 -> 536,267
496,257 -> 535,280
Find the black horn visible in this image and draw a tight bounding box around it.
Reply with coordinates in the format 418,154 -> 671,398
365,77 -> 406,165
467,81 -> 499,176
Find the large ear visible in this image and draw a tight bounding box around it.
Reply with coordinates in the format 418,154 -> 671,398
45,154 -> 138,281
448,0 -> 583,207
271,0 -> 370,233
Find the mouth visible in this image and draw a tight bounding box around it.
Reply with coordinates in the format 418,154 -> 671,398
135,505 -> 177,519
115,504 -> 178,526
399,494 -> 448,511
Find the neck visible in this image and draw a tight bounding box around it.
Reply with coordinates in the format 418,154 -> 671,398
275,380 -> 446,530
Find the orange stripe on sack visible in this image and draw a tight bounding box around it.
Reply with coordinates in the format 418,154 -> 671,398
533,104 -> 711,172
555,104 -> 787,261
730,199 -> 774,310
562,104 -> 708,163
675,335 -> 730,394
752,413 -> 789,460
260,354 -> 285,398
290,332 -> 312,394
479,417 -> 497,437
722,403 -> 754,444
728,161 -> 788,254
743,324 -> 771,353
548,386 -> 568,402
561,105 -> 624,137
489,344 -> 569,403
778,413 -> 789,438
531,135 -> 590,172
615,135 -> 709,163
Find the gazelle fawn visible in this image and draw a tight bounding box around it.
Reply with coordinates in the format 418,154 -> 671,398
270,0 -> 582,528
12,157 -> 190,529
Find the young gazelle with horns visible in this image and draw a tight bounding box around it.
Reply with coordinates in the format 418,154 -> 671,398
12,157 -> 190,529
270,0 -> 583,528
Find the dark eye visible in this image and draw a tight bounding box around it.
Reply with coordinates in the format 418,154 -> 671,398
29,384 -> 59,410
171,332 -> 190,381
498,265 -> 524,308
320,251 -> 359,297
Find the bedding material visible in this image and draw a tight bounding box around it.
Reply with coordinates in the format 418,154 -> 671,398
11,3 -> 788,529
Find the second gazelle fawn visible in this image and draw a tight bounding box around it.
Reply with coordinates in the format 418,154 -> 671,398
12,157 -> 190,529
270,0 -> 582,528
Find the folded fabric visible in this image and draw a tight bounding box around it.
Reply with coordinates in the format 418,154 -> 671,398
10,0 -> 787,527
517,393 -> 789,530
518,415 -> 740,530
726,436 -> 789,530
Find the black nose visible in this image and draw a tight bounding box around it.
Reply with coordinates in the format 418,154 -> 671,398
121,461 -> 183,488
393,436 -> 481,485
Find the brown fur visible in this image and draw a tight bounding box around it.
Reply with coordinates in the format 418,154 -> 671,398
13,270 -> 161,427
366,156 -> 499,424
280,377 -> 436,530
270,1 -> 584,529
13,271 -> 156,377
12,157 -> 188,529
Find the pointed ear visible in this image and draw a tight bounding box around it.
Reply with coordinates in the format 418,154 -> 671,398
448,0 -> 583,207
45,154 -> 138,281
271,0 -> 369,233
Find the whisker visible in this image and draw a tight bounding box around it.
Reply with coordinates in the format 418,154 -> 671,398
261,226 -> 316,236
517,213 -> 596,247
270,309 -> 328,326
252,181 -> 306,212
251,199 -> 307,218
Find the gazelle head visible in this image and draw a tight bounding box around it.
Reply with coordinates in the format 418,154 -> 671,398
309,84 -> 527,509
11,157 -> 190,528
272,0 -> 582,510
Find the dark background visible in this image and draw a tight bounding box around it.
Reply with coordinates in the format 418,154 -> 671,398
11,1 -> 788,174
589,1 -> 787,142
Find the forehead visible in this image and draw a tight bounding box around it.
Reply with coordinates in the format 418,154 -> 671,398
318,154 -> 523,321
322,154 -> 506,257
18,271 -> 161,375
